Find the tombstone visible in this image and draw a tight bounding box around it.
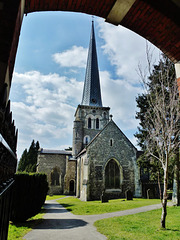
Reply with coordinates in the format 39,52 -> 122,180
101,190 -> 109,203
125,189 -> 133,200
147,188 -> 154,199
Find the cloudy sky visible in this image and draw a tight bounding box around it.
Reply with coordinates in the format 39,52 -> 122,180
10,11 -> 160,160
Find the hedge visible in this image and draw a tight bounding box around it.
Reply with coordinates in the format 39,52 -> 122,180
10,172 -> 48,222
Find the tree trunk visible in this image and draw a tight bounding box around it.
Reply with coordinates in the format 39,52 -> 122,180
161,163 -> 168,228
176,150 -> 179,206
172,149 -> 179,205
161,198 -> 167,228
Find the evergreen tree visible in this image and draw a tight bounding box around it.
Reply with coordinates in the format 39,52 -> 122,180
17,149 -> 28,172
18,140 -> 40,172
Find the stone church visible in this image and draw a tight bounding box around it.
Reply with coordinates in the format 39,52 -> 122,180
37,21 -> 141,200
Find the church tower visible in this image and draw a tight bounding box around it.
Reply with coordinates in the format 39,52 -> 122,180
72,21 -> 110,157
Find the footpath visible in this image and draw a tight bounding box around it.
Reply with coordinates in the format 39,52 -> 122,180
24,199 -> 172,240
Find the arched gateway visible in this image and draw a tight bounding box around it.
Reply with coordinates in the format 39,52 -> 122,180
0,1 -> 179,238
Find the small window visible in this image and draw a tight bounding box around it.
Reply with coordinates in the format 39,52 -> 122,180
84,135 -> 90,145
51,167 -> 60,186
88,117 -> 91,129
110,139 -> 113,146
96,118 -> 99,129
104,112 -> 107,119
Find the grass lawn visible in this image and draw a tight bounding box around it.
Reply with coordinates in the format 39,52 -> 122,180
8,210 -> 44,240
94,206 -> 180,240
46,195 -> 65,201
57,197 -> 161,215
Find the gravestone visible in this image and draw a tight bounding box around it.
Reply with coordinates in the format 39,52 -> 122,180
101,190 -> 109,203
147,189 -> 154,199
125,190 -> 133,200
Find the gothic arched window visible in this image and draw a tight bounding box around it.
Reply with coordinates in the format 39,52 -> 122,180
51,167 -> 60,186
96,118 -> 99,129
88,117 -> 91,129
105,160 -> 120,189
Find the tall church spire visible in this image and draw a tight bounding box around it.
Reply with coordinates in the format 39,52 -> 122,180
81,21 -> 102,107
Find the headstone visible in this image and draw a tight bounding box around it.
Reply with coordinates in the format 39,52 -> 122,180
101,190 -> 108,203
125,190 -> 133,200
147,189 -> 154,199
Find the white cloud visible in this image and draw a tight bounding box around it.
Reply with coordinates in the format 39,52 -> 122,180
11,71 -> 83,158
97,19 -> 160,83
11,67 -> 142,159
52,45 -> 88,68
12,19 -> 158,159
100,71 -> 142,131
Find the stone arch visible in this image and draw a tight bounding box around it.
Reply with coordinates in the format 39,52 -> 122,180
96,118 -> 99,129
95,115 -> 102,129
104,159 -> 123,189
86,114 -> 94,129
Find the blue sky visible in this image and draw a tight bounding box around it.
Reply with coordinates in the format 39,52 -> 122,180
10,11 -> 160,159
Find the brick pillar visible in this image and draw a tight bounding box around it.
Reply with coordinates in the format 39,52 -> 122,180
172,62 -> 180,205
0,0 -> 25,104
175,62 -> 180,98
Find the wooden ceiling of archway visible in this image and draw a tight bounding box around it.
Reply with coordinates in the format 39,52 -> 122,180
25,0 -> 116,18
24,0 -> 180,63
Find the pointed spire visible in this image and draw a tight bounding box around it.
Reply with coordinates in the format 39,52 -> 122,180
81,20 -> 102,107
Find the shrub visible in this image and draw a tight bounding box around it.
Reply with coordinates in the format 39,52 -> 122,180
10,172 -> 48,222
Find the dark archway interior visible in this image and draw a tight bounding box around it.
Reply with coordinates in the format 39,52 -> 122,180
0,2 -> 179,238
69,180 -> 75,193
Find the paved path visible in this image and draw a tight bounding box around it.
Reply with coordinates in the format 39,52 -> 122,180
24,199 -> 172,240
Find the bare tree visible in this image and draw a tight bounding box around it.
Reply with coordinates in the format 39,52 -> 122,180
138,50 -> 180,228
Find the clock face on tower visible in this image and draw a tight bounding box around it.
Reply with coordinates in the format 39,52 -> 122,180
91,98 -> 97,103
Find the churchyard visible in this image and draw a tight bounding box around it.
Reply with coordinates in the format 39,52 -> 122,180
8,195 -> 180,240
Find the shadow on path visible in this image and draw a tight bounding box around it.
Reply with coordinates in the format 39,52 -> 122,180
32,200 -> 88,230
43,203 -> 68,214
34,218 -> 87,230
25,200 -> 172,240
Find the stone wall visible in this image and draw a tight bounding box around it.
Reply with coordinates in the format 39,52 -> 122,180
85,120 -> 140,200
37,153 -> 67,195
64,159 -> 76,195
73,105 -> 110,157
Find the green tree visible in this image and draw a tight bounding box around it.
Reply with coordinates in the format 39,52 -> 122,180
18,140 -> 40,172
135,53 -> 180,228
17,149 -> 28,172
